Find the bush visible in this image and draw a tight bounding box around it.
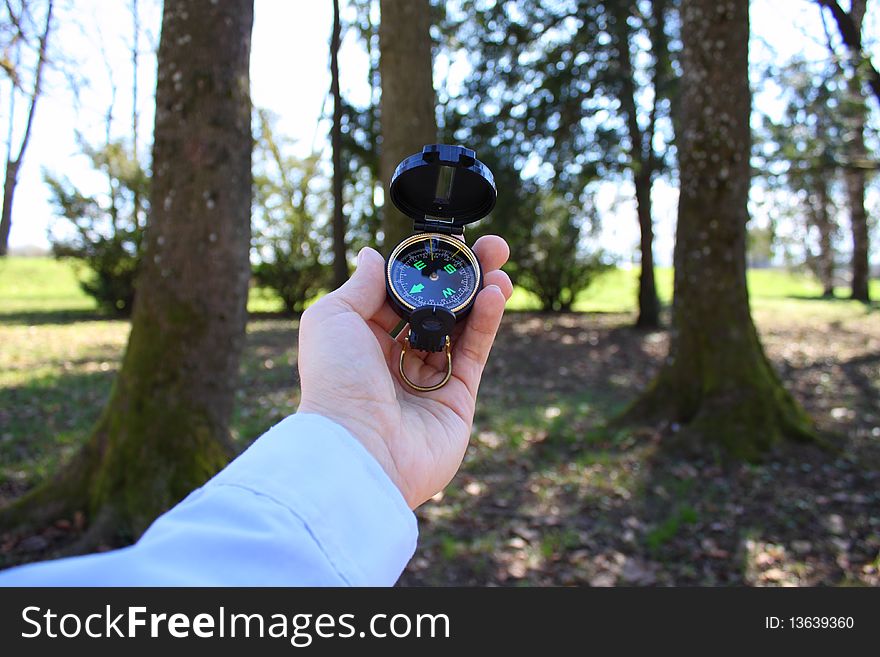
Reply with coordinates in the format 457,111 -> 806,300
252,248 -> 327,314
46,141 -> 147,315
513,193 -> 610,312
252,112 -> 330,313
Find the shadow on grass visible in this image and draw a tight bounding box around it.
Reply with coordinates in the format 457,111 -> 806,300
406,384 -> 880,586
0,368 -> 115,493
0,309 -> 116,326
402,312 -> 880,586
785,294 -> 879,311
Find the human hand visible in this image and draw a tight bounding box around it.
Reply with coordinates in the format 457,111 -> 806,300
297,236 -> 513,508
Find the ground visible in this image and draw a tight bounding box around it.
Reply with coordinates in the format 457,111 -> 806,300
0,258 -> 878,585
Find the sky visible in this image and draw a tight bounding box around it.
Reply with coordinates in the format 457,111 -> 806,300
2,0 -> 877,267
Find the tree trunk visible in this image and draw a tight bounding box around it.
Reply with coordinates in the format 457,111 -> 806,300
610,2 -> 661,329
0,0 -> 53,256
843,0 -> 870,302
634,171 -> 660,328
0,160 -> 20,255
847,165 -> 870,301
331,0 -> 348,288
131,0 -> 142,233
626,0 -> 815,458
0,0 -> 255,544
813,180 -> 835,297
378,0 -> 437,251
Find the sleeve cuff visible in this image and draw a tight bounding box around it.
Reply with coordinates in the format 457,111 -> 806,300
206,412 -> 418,586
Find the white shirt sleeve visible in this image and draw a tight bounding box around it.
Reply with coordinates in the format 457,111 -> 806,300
0,413 -> 418,586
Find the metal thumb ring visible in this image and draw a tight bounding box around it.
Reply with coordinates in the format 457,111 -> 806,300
399,335 -> 452,392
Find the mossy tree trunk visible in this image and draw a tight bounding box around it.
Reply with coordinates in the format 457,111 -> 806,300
0,0 -> 255,543
378,0 -> 437,251
628,0 -> 815,459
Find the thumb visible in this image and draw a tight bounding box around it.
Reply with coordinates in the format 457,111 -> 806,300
323,247 -> 387,319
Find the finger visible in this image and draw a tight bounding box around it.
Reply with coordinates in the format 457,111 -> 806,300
371,302 -> 408,335
472,235 -> 510,272
451,284 -> 506,398
484,269 -> 513,300
313,247 -> 386,320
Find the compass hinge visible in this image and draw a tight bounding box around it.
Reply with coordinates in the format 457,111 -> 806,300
413,217 -> 463,235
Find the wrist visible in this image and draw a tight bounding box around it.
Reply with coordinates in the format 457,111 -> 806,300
295,402 -> 413,507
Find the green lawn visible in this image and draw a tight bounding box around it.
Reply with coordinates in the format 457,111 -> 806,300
0,257 -> 96,314
2,256 -> 876,318
0,256 -> 290,316
509,264 -> 878,313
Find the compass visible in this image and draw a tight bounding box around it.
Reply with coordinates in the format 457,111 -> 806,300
385,144 -> 496,392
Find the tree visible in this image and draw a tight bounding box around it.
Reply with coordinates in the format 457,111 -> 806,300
46,141 -> 148,314
330,0 -> 348,288
443,0 -> 678,327
0,0 -> 53,256
607,0 -> 673,328
378,0 -> 437,250
815,0 -> 880,106
628,0 -> 814,457
341,0 -> 383,254
253,110 -> 329,314
516,190 -> 609,311
0,0 -> 256,544
758,59 -> 850,296
817,0 -> 874,302
45,1 -> 148,315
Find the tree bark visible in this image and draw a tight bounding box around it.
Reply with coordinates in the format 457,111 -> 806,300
378,0 -> 437,251
610,1 -> 661,329
634,171 -> 660,327
847,163 -> 870,301
812,180 -> 835,297
0,0 -> 53,256
131,0 -> 142,232
841,0 -> 870,302
0,160 -> 21,254
0,0 -> 255,543
331,0 -> 348,288
626,0 -> 815,458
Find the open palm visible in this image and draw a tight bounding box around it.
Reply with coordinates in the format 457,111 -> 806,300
297,236 -> 512,508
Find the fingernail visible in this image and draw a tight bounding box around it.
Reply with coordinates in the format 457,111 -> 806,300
357,247 -> 367,267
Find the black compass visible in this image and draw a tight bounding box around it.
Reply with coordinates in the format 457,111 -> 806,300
384,144 -> 496,392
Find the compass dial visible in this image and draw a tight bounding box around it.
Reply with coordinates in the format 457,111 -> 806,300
386,233 -> 482,316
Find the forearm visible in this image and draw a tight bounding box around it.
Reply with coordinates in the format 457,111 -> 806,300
0,414 -> 418,587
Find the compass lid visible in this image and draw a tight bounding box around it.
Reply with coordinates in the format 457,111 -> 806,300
390,144 -> 496,233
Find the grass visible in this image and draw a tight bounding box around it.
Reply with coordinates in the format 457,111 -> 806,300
0,257 -> 96,315
2,256 -> 877,318
1,256 -> 878,585
0,256 -> 304,317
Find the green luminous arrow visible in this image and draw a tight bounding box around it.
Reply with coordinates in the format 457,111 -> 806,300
409,283 -> 425,294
